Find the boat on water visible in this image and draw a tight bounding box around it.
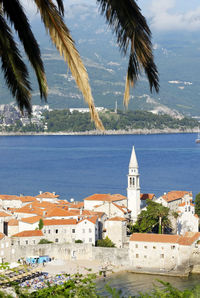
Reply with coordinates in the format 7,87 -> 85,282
195,129 -> 200,143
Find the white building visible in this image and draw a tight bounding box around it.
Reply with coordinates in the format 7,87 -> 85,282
177,194 -> 199,235
129,232 -> 200,271
127,146 -> 141,221
104,217 -> 127,248
75,216 -> 99,246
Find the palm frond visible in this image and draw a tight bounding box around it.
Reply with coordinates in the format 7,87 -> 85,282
54,0 -> 64,16
2,0 -> 48,101
34,0 -> 104,130
0,13 -> 32,113
97,0 -> 159,106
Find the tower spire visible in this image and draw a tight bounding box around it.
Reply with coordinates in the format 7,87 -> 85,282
127,146 -> 141,222
129,146 -> 138,169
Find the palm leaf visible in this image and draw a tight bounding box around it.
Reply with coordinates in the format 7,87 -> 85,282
34,0 -> 104,130
97,0 -> 159,106
2,0 -> 48,101
0,13 -> 32,113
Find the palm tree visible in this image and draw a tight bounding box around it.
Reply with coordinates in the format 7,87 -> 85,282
0,0 -> 159,130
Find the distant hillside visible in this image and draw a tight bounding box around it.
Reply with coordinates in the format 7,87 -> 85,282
0,4 -> 200,117
43,109 -> 199,133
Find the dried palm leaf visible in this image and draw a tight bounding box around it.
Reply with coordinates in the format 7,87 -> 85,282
34,0 -> 104,130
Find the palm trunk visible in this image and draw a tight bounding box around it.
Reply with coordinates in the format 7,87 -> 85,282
159,216 -> 162,234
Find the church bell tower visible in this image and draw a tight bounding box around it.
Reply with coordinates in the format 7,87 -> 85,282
127,146 -> 141,222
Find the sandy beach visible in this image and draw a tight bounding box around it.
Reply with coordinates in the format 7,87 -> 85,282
37,259 -> 126,277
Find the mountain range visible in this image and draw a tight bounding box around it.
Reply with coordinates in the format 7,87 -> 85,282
1,3 -> 200,117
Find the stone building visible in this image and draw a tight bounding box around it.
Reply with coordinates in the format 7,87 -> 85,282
11,230 -> 43,246
104,217 -> 127,248
129,232 -> 200,271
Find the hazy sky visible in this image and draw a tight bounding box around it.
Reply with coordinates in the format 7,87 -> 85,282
21,0 -> 200,32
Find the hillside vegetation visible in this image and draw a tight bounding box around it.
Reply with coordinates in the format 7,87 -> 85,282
43,109 -> 199,132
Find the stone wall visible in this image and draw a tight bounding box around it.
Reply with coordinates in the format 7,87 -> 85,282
8,243 -> 129,267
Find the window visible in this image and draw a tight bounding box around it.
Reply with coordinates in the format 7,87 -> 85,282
33,240 -> 35,244
185,207 -> 187,212
136,254 -> 139,258
25,240 -> 28,245
48,230 -> 51,234
171,245 -> 175,250
144,255 -> 147,259
55,229 -> 58,234
144,246 -> 147,249
82,229 -> 85,233
89,228 -> 92,233
188,206 -> 190,212
135,244 -> 138,248
72,229 -> 75,233
89,238 -> 92,242
153,246 -> 156,249
44,230 -> 46,234
55,238 -> 58,243
160,254 -> 164,259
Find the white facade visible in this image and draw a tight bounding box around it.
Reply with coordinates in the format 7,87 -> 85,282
76,218 -> 99,246
127,146 -> 140,221
177,195 -> 199,235
104,217 -> 127,248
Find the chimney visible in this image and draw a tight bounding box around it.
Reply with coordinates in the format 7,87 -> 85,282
53,192 -> 56,195
39,191 -> 42,195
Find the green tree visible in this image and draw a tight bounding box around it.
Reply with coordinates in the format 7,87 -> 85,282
132,199 -> 171,234
0,1 -> 158,129
97,236 -> 115,247
38,219 -> 44,230
38,238 -> 53,244
195,192 -> 200,218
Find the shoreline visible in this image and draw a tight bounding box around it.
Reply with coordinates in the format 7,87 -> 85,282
0,128 -> 198,136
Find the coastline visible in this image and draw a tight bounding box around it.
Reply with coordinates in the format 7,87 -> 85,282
0,127 -> 198,136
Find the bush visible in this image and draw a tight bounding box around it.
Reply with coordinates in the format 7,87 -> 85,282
75,239 -> 83,243
96,236 -> 115,247
38,239 -> 53,244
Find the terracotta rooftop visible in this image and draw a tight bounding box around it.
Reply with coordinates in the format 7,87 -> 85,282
8,219 -> 19,226
36,192 -> 60,199
112,203 -> 128,214
130,233 -> 181,243
162,191 -> 191,203
78,216 -> 98,225
84,193 -> 126,202
43,219 -> 77,226
0,211 -> 11,217
130,232 -> 200,246
178,232 -> 200,246
12,230 -> 43,237
20,216 -> 42,224
0,195 -> 36,202
140,194 -> 155,201
107,217 -> 126,221
0,233 -> 5,240
68,202 -> 84,209
45,208 -> 73,217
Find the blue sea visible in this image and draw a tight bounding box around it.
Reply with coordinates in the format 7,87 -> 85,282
0,133 -> 199,200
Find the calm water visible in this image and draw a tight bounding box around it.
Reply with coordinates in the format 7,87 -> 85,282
0,133 -> 199,200
97,272 -> 200,296
0,133 -> 200,292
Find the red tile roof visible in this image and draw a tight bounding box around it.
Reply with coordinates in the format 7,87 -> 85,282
45,208 -> 76,217
78,216 -> 98,225
43,219 -> 77,226
140,194 -> 155,200
0,211 -> 11,217
84,194 -> 126,202
130,233 -> 180,243
20,216 -> 42,224
36,192 -> 59,199
130,232 -> 200,246
0,233 -> 5,240
8,219 -> 19,226
12,230 -> 43,237
162,191 -> 191,203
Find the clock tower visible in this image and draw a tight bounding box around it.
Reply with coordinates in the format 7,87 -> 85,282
127,146 -> 141,222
